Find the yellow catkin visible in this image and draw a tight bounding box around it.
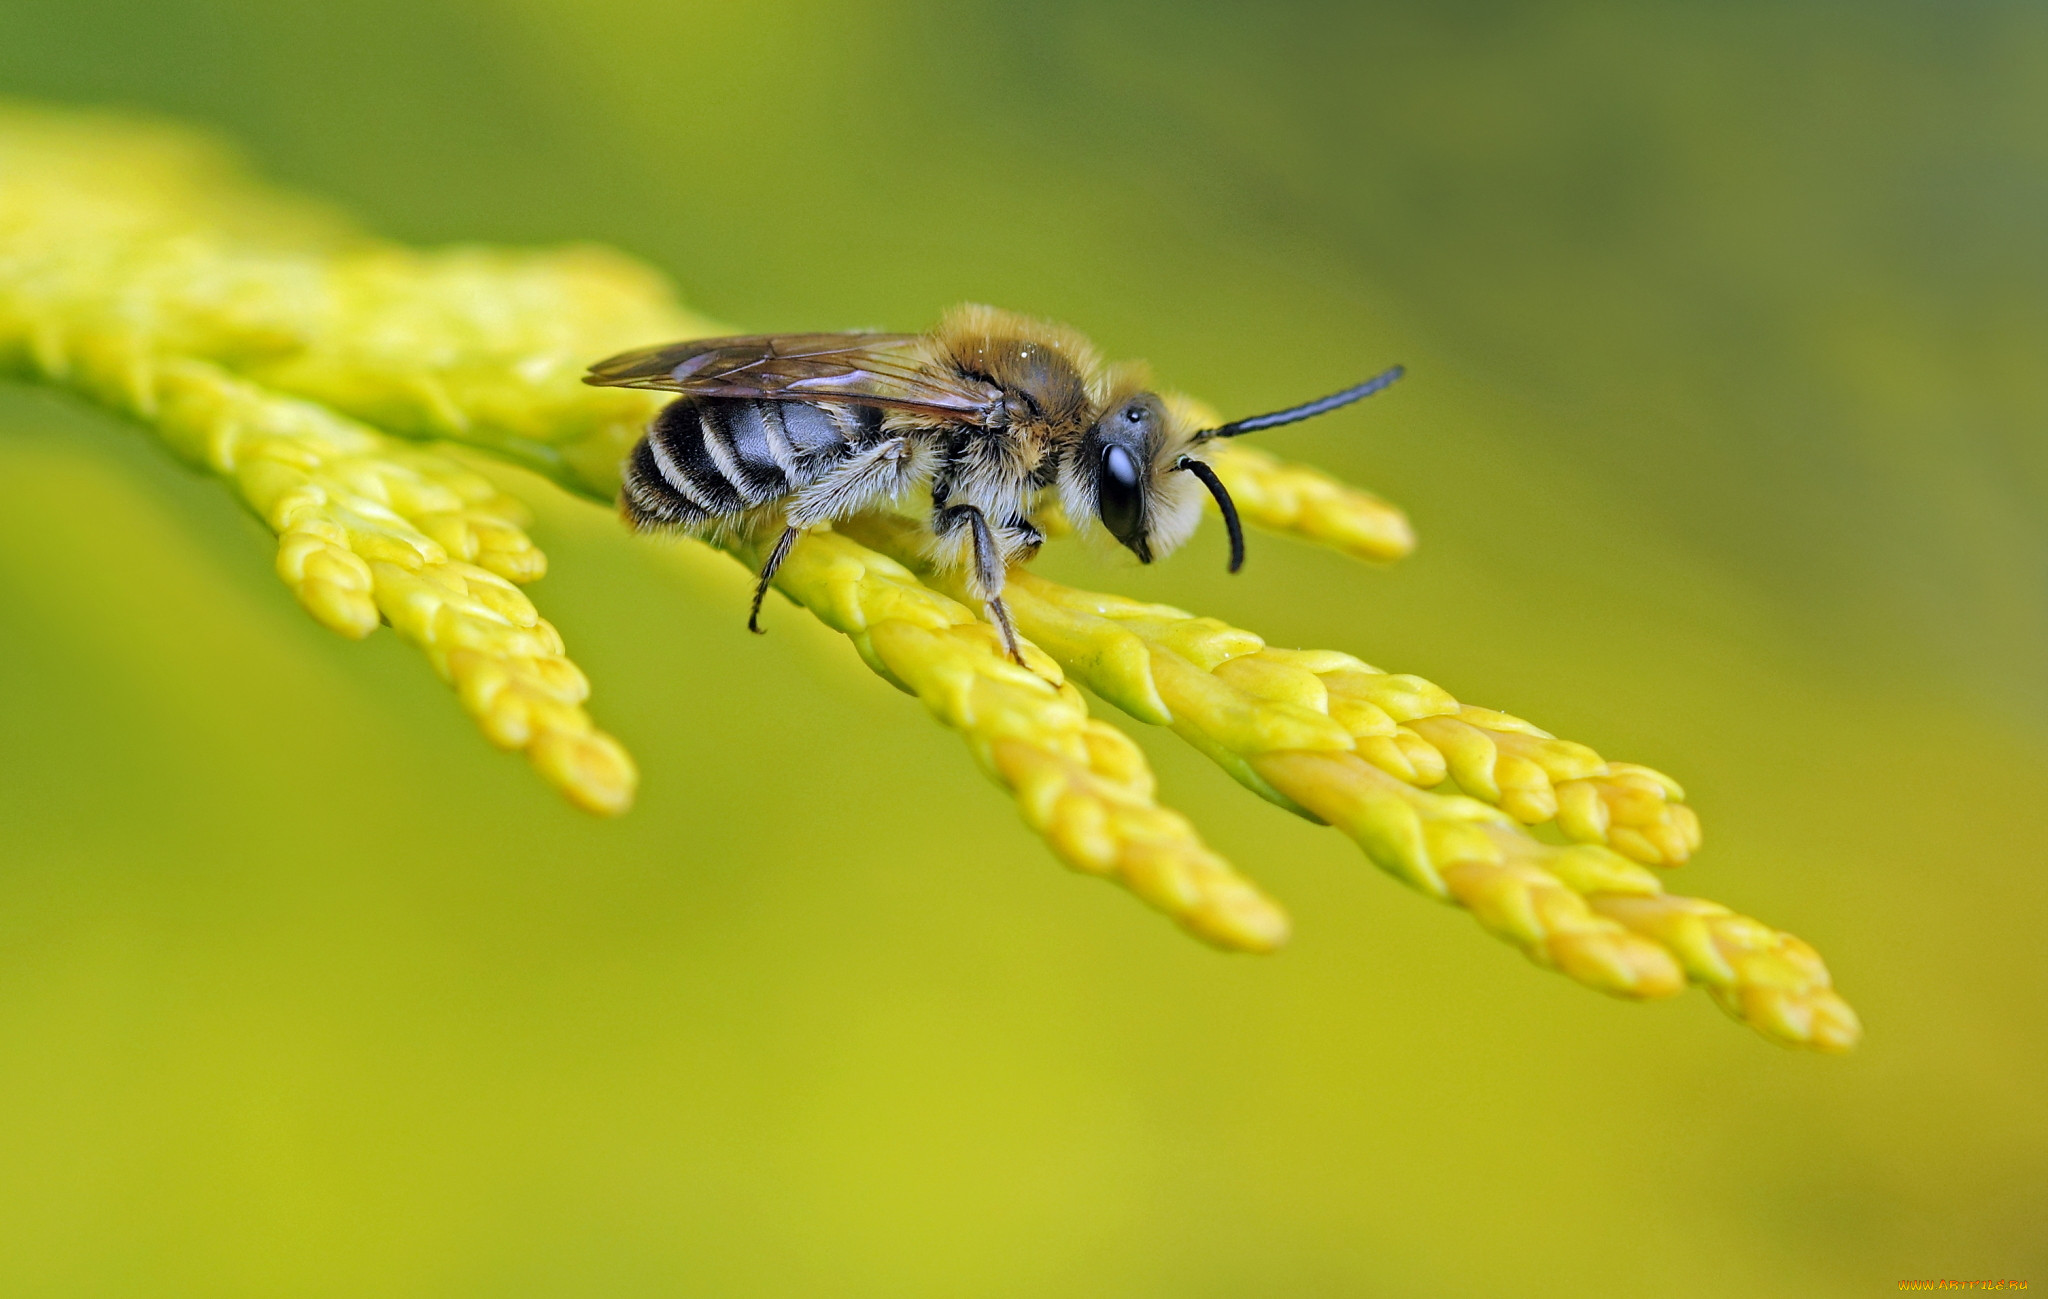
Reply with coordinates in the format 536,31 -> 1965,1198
0,108 -> 695,498
982,566 -> 1700,866
0,107 -> 638,815
235,243 -> 698,499
1159,394 -> 1416,563
739,526 -> 1289,952
1589,895 -> 1862,1052
1203,442 -> 1416,562
1401,713 -> 1702,867
158,358 -> 634,814
832,528 -> 1852,1049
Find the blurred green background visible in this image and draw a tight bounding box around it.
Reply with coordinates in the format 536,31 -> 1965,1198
2,2 -> 2045,1294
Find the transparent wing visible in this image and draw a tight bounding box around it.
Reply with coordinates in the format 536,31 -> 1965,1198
585,332 -> 1001,421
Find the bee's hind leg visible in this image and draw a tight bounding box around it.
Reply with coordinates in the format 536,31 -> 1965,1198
748,525 -> 803,633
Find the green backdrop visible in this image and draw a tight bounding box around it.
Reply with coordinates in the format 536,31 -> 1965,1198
1,2 -> 2043,1294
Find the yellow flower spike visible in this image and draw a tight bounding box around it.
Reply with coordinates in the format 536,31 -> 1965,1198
1591,895 -> 1862,1052
981,560 -> 1695,865
0,112 -> 640,816
0,106 -> 699,502
829,527 -> 1843,1034
1554,763 -> 1704,866
242,243 -> 709,495
1127,618 -> 1837,1037
732,524 -> 1289,953
275,523 -> 380,638
15,328 -> 636,812
1231,747 -> 1677,999
1347,695 -> 1699,867
1203,443 -> 1417,561
1162,394 -> 1416,562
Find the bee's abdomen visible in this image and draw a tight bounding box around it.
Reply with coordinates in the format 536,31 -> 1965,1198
620,398 -> 878,529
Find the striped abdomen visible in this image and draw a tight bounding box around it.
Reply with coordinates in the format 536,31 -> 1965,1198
621,398 -> 882,530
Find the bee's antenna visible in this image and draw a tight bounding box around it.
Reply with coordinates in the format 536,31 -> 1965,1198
1197,364 -> 1405,441
1175,456 -> 1246,573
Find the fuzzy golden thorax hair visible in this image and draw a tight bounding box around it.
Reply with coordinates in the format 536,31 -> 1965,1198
929,303 -> 1101,434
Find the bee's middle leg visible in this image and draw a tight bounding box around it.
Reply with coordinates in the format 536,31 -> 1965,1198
937,504 -> 1027,669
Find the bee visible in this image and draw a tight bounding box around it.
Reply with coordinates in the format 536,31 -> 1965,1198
585,304 -> 1402,664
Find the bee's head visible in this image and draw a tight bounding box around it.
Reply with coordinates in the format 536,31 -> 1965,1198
1063,361 -> 1407,573
1062,382 -> 1210,566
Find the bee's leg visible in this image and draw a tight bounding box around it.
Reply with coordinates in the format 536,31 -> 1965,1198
986,594 -> 1025,670
747,525 -> 803,633
758,436 -> 913,635
944,504 -> 1028,669
1010,517 -> 1045,563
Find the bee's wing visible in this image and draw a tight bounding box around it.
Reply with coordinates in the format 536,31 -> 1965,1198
584,332 -> 1001,421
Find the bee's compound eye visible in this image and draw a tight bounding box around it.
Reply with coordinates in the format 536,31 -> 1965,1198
1103,443 -> 1141,489
1098,443 -> 1146,548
